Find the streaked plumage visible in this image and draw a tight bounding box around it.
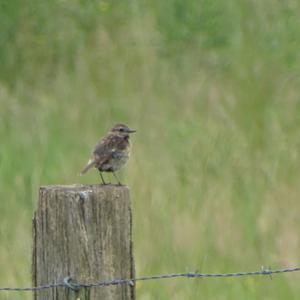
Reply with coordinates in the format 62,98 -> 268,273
80,124 -> 136,185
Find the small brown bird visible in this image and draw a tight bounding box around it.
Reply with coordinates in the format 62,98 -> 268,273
80,123 -> 136,185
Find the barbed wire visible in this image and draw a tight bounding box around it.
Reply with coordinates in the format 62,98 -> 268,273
0,266 -> 299,292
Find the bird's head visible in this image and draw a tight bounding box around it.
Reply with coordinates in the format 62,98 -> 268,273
111,123 -> 136,137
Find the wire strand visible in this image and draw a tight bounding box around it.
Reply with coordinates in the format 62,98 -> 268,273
0,267 -> 299,292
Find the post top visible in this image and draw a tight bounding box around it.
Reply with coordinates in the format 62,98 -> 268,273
40,184 -> 129,193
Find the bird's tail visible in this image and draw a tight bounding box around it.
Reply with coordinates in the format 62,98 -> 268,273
80,160 -> 96,175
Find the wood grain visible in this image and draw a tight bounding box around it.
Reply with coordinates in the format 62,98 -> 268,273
32,184 -> 135,300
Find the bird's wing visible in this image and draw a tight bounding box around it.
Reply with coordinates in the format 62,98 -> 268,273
92,135 -> 117,167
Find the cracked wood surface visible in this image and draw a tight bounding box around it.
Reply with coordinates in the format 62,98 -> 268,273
32,184 -> 135,300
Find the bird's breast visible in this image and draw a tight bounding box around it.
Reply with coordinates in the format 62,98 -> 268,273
101,149 -> 130,172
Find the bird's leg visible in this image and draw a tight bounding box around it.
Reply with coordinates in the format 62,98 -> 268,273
112,172 -> 122,186
99,171 -> 107,185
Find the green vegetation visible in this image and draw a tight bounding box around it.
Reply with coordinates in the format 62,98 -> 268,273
1,0 -> 300,298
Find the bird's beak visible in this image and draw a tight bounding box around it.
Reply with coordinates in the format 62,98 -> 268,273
127,129 -> 136,133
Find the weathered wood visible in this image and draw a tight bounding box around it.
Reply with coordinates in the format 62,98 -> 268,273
32,184 -> 135,300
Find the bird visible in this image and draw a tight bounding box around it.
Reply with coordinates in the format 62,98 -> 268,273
80,123 -> 136,185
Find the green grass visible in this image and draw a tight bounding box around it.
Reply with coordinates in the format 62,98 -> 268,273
1,0 -> 300,299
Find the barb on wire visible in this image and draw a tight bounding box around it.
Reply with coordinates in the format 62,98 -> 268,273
0,267 -> 299,292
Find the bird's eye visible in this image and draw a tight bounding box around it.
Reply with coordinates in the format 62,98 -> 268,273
119,128 -> 125,132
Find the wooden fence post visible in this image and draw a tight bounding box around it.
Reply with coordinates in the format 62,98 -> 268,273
32,184 -> 135,300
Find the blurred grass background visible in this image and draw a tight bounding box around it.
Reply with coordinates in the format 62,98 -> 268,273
1,0 -> 300,299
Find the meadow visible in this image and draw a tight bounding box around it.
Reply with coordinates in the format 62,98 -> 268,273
1,0 -> 300,299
